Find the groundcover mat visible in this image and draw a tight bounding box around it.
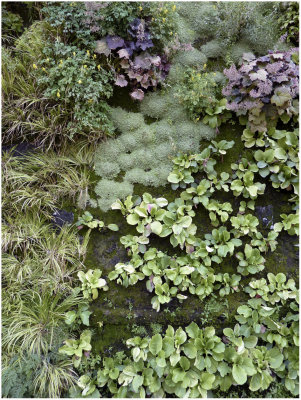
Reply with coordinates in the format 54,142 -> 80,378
1,1 -> 299,398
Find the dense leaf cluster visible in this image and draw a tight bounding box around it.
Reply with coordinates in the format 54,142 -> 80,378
223,50 -> 299,133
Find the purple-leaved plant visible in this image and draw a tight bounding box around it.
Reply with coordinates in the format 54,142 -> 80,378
223,49 -> 299,133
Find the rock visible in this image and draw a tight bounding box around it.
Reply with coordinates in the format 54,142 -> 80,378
2,142 -> 36,157
52,209 -> 74,228
255,205 -> 273,228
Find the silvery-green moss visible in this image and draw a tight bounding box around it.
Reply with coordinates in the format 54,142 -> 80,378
227,41 -> 253,65
201,40 -> 225,59
177,2 -> 217,38
95,179 -> 133,211
109,107 -> 144,133
94,111 -> 215,210
172,49 -> 207,68
94,161 -> 120,180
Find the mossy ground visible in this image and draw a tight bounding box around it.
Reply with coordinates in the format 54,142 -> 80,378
79,122 -> 299,353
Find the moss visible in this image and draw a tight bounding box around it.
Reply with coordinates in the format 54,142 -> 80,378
227,41 -> 253,65
85,1 -> 299,358
201,39 -> 226,59
172,48 -> 207,68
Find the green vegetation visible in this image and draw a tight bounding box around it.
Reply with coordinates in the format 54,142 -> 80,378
2,1 -> 299,398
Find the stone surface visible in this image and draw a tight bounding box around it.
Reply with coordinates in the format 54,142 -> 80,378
52,209 -> 74,228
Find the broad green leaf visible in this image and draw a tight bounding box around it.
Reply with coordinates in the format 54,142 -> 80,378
65,311 -> 77,325
107,224 -> 119,231
127,213 -> 140,225
185,322 -> 199,339
150,221 -> 163,235
183,342 -> 197,359
232,364 -> 247,385
149,334 -> 163,355
132,375 -> 144,393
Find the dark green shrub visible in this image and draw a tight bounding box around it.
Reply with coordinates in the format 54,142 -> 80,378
38,41 -> 114,137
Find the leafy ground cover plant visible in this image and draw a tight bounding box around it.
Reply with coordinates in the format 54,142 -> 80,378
67,276 -> 298,397
43,2 -> 178,102
76,211 -> 118,232
223,50 -> 299,134
176,67 -> 231,127
78,269 -> 108,301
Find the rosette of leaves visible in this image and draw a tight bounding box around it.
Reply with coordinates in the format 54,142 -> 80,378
234,297 -> 290,344
274,212 -> 299,236
204,227 -> 242,262
229,159 -> 265,199
206,199 -> 233,227
76,211 -> 119,232
183,179 -> 213,206
249,346 -> 284,391
168,141 -> 234,190
119,234 -> 149,256
168,153 -> 202,190
209,140 -> 235,156
76,374 -> 99,397
97,356 -> 123,388
231,170 -> 266,199
236,244 -> 265,275
223,50 -> 299,133
188,268 -> 216,300
267,129 -> 299,195
65,304 -> 92,327
59,330 -> 92,368
230,213 -> 259,237
250,230 -> 279,252
202,98 -> 232,128
77,269 -> 108,301
108,259 -> 145,287
253,148 -> 277,178
245,273 -> 298,305
162,211 -> 197,249
215,273 -> 241,297
113,193 -> 168,236
111,195 -> 142,216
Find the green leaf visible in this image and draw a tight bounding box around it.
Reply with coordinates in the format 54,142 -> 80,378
185,322 -> 199,339
162,336 -> 174,357
249,373 -> 261,391
149,334 -> 163,355
150,221 -> 163,235
200,372 -> 215,390
65,311 -> 77,325
244,336 -> 258,348
156,198 -> 168,207
107,224 -> 119,231
168,173 -> 181,184
170,352 -> 181,367
248,185 -> 258,197
183,342 -> 197,359
232,364 -> 247,385
79,310 -> 91,326
132,375 -> 144,393
127,213 -> 140,225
